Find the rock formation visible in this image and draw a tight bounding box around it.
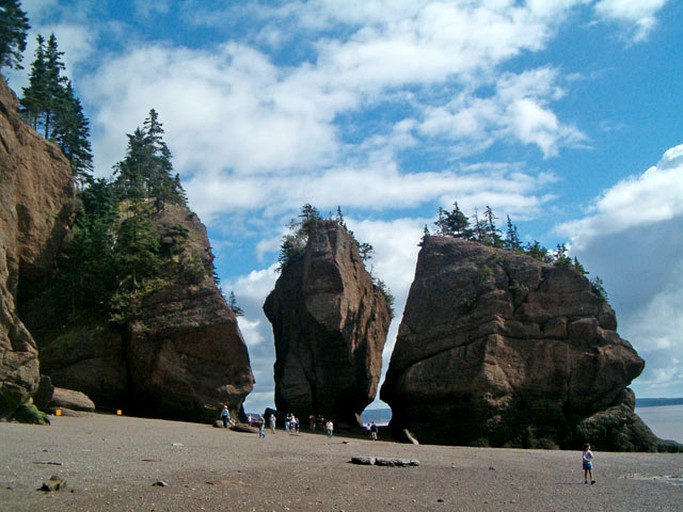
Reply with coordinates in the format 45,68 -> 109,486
0,81 -> 75,419
0,79 -> 253,422
381,236 -> 676,451
36,205 -> 255,422
264,219 -> 392,428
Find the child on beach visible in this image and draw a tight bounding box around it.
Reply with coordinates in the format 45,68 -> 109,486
582,443 -> 595,484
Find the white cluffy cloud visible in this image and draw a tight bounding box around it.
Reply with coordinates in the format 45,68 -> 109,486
559,144 -> 683,248
594,0 -> 669,42
559,143 -> 683,397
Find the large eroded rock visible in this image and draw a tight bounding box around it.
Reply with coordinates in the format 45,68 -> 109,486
38,205 -> 254,422
264,220 -> 392,427
381,236 -> 673,451
0,81 -> 75,418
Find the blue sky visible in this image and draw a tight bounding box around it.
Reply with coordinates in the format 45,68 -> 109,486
8,0 -> 683,412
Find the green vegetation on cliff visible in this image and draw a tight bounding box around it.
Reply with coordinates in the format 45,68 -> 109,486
19,33 -> 93,182
24,110 -> 209,335
0,0 -> 30,71
427,202 -> 607,301
278,203 -> 395,316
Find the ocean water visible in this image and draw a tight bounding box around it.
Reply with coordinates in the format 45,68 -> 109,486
363,405 -> 683,444
635,404 -> 683,443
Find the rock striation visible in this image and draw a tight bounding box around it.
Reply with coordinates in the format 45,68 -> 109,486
264,219 -> 392,428
381,236 -> 676,451
0,81 -> 75,419
37,205 -> 255,422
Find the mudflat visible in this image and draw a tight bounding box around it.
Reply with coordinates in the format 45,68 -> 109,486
1,413 -> 681,511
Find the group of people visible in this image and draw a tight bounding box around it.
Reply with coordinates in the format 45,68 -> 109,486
365,422 -> 379,440
223,404 -> 597,484
224,407 -> 334,439
284,413 -> 300,432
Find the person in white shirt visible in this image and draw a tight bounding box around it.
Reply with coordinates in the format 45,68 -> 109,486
582,443 -> 595,484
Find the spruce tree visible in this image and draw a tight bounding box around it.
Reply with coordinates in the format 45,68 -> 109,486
19,34 -> 47,130
434,202 -> 472,238
114,109 -> 186,210
504,215 -> 522,251
42,33 -> 66,138
0,0 -> 30,71
52,80 -> 93,185
20,33 -> 69,138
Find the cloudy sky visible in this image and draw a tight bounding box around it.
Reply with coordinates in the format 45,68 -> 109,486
8,0 -> 683,412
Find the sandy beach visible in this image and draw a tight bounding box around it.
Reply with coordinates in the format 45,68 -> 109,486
1,413 -> 681,512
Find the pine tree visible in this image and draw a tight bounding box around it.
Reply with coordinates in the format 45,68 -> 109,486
504,215 -> 522,251
228,291 -> 244,317
113,109 -> 186,210
481,205 -> 502,247
19,34 -> 47,130
552,243 -> 572,267
471,208 -> 485,242
52,80 -> 93,186
358,242 -> 374,262
0,0 -> 30,71
434,202 -> 472,239
20,33 -> 68,138
114,127 -> 150,204
525,240 -> 550,263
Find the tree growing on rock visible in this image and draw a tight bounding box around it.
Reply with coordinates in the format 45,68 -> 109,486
0,0 -> 30,71
113,109 -> 187,211
19,33 -> 93,181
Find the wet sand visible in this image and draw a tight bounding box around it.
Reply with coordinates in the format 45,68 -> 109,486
1,413 -> 681,511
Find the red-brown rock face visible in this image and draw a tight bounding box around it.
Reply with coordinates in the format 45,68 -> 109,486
380,236 -> 664,450
39,205 -> 254,422
0,81 -> 75,418
264,220 -> 392,427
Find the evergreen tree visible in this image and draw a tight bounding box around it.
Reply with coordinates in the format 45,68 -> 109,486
115,209 -> 162,288
525,240 -> 551,263
277,205 -> 322,271
19,34 -> 47,130
0,0 -> 30,71
42,33 -> 66,138
434,202 -> 472,238
52,80 -> 93,185
298,203 -> 320,231
113,109 -> 186,210
552,243 -> 572,267
471,208 -> 485,242
481,205 -> 502,247
40,178 -> 119,322
114,127 -> 149,203
228,291 -> 244,317
590,276 -> 608,302
573,256 -> 587,275
358,242 -> 374,262
335,205 -> 347,230
504,215 -> 522,251
20,33 -> 68,138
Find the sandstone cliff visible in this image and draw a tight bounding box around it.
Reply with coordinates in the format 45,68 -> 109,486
381,236 -> 676,451
35,205 -> 255,422
264,219 -> 392,427
0,78 -> 253,422
0,81 -> 75,419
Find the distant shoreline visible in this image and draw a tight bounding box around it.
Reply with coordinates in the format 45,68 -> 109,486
634,397 -> 683,408
360,397 -> 683,420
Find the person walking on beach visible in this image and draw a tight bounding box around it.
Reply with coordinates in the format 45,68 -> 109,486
326,419 -> 334,439
269,413 -> 277,434
219,405 -> 230,428
370,422 -> 378,441
258,415 -> 266,438
582,443 -> 595,484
